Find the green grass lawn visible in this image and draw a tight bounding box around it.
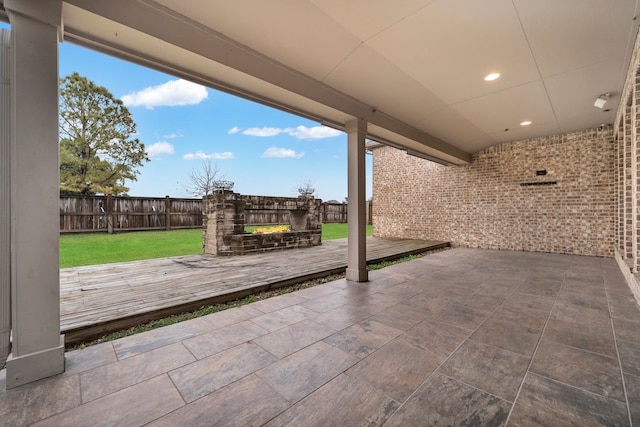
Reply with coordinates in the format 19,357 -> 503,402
59,229 -> 203,268
60,223 -> 373,268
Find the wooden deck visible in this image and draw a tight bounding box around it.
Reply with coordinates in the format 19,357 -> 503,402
60,237 -> 447,343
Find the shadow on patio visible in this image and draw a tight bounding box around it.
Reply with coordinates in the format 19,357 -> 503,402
1,247 -> 640,426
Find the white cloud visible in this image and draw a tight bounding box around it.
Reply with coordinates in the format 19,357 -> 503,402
288,125 -> 342,140
261,146 -> 304,159
243,127 -> 288,137
147,141 -> 175,158
183,150 -> 234,160
163,131 -> 183,139
122,79 -> 208,109
230,125 -> 342,140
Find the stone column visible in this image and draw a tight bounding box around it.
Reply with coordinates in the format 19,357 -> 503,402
5,0 -> 65,388
203,190 -> 244,256
346,118 -> 368,282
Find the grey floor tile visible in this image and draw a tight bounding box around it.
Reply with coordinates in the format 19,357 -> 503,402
384,373 -> 510,427
543,317 -> 616,358
471,282 -> 516,299
346,293 -> 403,316
149,374 -> 289,427
64,342 -> 117,375
253,318 -> 335,358
492,295 -> 553,330
294,282 -> 340,299
324,319 -> 402,358
32,375 -> 184,427
80,342 -> 196,402
182,320 -> 268,359
399,293 -> 451,317
429,302 -> 492,331
250,305 -> 318,332
618,339 -> 640,377
377,279 -> 425,299
625,372 -> 640,426
502,292 -> 555,312
612,316 -> 640,344
248,293 -> 309,313
605,280 -> 636,296
455,293 -> 505,312
439,339 -> 530,402
517,279 -> 562,298
170,342 -> 276,403
112,321 -> 205,360
557,292 -> 609,312
368,303 -> 427,331
346,339 -> 441,403
266,373 -> 399,427
189,304 -> 264,331
565,271 -> 605,286
608,294 -> 640,320
298,291 -> 349,313
257,341 -> 359,403
470,317 -> 541,356
530,339 -> 624,401
398,319 -> 469,359
0,374 -> 81,426
561,281 -> 607,299
508,373 -> 629,426
550,302 -> 611,330
311,304 -> 372,331
366,271 -> 408,289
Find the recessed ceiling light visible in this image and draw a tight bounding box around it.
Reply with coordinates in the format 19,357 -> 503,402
520,120 -> 532,126
484,73 -> 501,81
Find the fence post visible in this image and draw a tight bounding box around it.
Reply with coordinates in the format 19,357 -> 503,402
165,195 -> 171,231
107,194 -> 114,234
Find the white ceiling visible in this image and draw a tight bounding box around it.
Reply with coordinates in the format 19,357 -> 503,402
18,0 -> 640,163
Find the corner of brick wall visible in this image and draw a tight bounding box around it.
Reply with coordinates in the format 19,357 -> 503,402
372,128 -> 615,257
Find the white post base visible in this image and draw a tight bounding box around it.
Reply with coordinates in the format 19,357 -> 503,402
6,336 -> 65,389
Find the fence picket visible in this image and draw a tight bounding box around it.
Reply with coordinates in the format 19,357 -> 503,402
60,196 -> 371,233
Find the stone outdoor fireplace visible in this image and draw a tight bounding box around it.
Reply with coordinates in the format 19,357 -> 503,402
203,190 -> 322,256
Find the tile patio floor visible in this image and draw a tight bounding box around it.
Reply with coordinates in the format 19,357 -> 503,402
2,247 -> 640,426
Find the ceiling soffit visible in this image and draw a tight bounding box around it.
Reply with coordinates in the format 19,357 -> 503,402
64,0 -> 471,164
60,0 -> 640,159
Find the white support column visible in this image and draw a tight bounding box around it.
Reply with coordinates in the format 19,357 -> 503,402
5,0 -> 64,389
0,29 -> 10,369
346,118 -> 368,282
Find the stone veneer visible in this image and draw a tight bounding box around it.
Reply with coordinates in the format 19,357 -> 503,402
372,128 -> 615,257
203,190 -> 322,256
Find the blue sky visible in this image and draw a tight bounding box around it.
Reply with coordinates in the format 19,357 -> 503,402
1,22 -> 372,202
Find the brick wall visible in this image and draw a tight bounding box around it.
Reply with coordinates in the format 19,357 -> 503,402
614,26 -> 640,273
372,128 -> 615,257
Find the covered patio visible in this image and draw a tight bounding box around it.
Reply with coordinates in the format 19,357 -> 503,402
2,1 -> 640,425
2,248 -> 639,425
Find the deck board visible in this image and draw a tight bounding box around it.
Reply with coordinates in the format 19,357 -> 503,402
60,237 -> 447,343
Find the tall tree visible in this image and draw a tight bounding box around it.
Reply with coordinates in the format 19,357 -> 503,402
182,160 -> 226,197
59,72 -> 149,195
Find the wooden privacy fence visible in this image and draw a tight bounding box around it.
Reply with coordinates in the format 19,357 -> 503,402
244,201 -> 372,225
60,195 -> 203,233
60,196 -> 373,233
